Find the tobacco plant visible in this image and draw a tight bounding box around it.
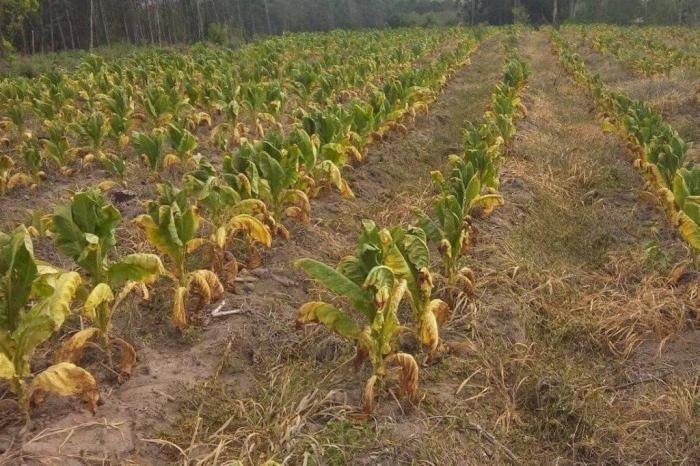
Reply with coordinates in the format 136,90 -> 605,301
296,248 -> 419,413
0,155 -> 31,196
223,137 -> 310,237
70,112 -> 110,161
165,121 -> 199,169
50,189 -> 164,379
135,183 -> 223,329
671,167 -> 700,250
133,129 -> 167,173
0,226 -> 98,422
185,161 -> 273,286
416,157 -> 501,294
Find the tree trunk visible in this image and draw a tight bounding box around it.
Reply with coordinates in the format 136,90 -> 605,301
146,1 -> 155,43
20,23 -> 28,54
569,0 -> 576,18
553,0 -> 559,25
64,0 -> 76,49
39,4 -> 45,53
99,0 -> 110,45
90,0 -> 95,49
154,0 -> 163,44
57,10 -> 67,51
263,0 -> 273,34
49,0 -> 55,51
123,9 -> 131,44
236,0 -> 246,40
196,0 -> 204,40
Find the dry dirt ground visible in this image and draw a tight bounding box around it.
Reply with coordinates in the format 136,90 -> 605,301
2,31 -> 700,465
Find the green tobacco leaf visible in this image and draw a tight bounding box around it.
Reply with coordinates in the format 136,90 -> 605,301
0,226 -> 38,331
258,151 -> 287,199
336,256 -> 368,287
12,313 -> 55,377
363,265 -> 395,304
295,258 -> 374,319
51,190 -> 121,279
401,232 -> 430,271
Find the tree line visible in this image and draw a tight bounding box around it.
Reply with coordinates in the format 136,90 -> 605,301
1,0 -> 699,56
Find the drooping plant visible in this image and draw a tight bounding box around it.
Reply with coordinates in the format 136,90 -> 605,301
296,252 -> 419,413
185,161 -> 273,287
69,111 -> 110,161
223,137 -> 310,237
49,189 -> 164,379
0,226 -> 98,422
0,155 -> 31,196
134,183 -> 223,329
671,167 -> 700,250
330,220 -> 449,352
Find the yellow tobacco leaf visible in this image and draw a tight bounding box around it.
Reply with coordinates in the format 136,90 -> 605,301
56,328 -> 99,364
84,283 -> 114,322
29,362 -> 100,413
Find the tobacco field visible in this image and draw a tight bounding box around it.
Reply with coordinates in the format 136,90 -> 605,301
0,25 -> 699,465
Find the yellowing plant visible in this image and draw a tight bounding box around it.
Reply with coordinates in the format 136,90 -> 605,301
0,226 -> 98,422
50,189 -> 164,380
135,183 -> 223,329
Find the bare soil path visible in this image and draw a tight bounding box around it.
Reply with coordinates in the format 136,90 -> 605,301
459,31 -> 699,464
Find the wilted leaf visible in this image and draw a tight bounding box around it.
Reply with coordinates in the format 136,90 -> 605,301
107,253 -> 164,287
429,299 -> 450,326
229,214 -> 272,247
172,286 -> 188,329
678,212 -> 700,252
56,327 -> 99,364
470,193 -> 504,218
386,352 -> 419,402
418,310 -> 439,352
362,375 -> 378,414
29,362 -> 100,413
38,271 -> 82,329
114,337 -> 136,383
113,281 -> 149,311
188,269 -> 224,308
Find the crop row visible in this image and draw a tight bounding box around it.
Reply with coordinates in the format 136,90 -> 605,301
550,29 -> 700,253
0,29 -> 488,424
0,28 -> 474,194
294,39 -> 531,413
570,24 -> 700,78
